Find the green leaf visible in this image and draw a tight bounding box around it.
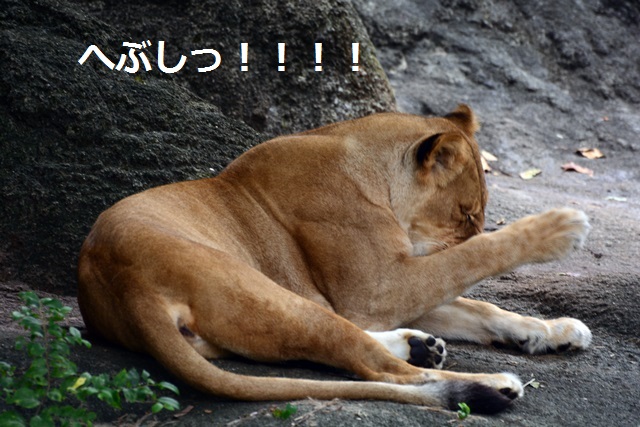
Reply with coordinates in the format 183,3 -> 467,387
272,403 -> 297,420
20,316 -> 42,332
157,381 -> 180,395
0,411 -> 27,427
122,388 -> 135,402
43,405 -> 93,425
97,389 -> 121,409
47,389 -> 64,402
19,291 -> 40,307
40,298 -> 55,307
75,386 -> 99,401
151,402 -> 163,414
26,342 -> 45,358
46,324 -> 64,340
0,362 -> 15,381
125,369 -> 140,385
14,336 -> 26,351
113,369 -> 129,388
50,356 -> 77,378
0,373 -> 14,389
457,402 -> 471,420
59,306 -> 73,316
157,396 -> 180,411
133,386 -> 155,402
25,358 -> 49,384
29,414 -> 54,427
10,387 -> 41,409
89,373 -> 109,388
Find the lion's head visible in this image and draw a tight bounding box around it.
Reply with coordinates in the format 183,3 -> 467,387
391,105 -> 488,256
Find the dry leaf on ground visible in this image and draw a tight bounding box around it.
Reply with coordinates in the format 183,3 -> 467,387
519,168 -> 542,180
562,162 -> 594,177
606,196 -> 628,202
481,156 -> 491,172
481,150 -> 498,161
481,150 -> 497,172
577,147 -> 605,159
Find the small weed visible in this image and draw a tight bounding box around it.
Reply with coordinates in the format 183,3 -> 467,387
271,403 -> 298,420
457,402 -> 471,420
0,291 -> 180,426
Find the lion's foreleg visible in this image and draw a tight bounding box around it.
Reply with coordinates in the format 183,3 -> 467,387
409,297 -> 592,353
374,208 -> 591,327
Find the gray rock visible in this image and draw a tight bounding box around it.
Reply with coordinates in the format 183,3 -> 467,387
0,0 -> 396,293
0,0 -> 249,292
73,0 -> 396,137
353,0 -> 640,176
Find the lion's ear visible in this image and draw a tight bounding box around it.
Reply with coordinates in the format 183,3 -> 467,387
415,133 -> 457,172
444,104 -> 479,136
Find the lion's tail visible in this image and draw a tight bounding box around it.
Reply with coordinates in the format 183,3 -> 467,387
128,298 -> 512,415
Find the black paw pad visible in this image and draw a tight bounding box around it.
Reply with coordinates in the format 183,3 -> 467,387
407,335 -> 446,369
499,387 -> 520,400
408,337 -> 428,361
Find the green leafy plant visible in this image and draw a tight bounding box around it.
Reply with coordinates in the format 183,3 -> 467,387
457,402 -> 471,420
271,403 -> 297,420
0,291 -> 180,426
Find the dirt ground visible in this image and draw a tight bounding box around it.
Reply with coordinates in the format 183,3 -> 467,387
1,158 -> 639,426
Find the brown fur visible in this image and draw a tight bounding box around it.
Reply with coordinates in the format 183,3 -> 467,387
78,105 -> 591,413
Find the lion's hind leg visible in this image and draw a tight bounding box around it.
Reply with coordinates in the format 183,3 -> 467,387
104,234 -> 523,412
164,302 -> 231,360
157,248 -> 523,412
170,248 -> 426,385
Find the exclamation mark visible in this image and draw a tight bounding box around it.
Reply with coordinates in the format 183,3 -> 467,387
278,43 -> 286,71
351,42 -> 360,72
315,43 -> 323,72
240,43 -> 248,72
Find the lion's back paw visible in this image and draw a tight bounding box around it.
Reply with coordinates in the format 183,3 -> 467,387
367,328 -> 446,369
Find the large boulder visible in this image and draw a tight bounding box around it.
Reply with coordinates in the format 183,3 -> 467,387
0,0 -> 395,293
74,0 -> 396,136
0,0 -> 261,293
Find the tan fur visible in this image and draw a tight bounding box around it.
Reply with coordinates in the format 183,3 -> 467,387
78,105 -> 591,412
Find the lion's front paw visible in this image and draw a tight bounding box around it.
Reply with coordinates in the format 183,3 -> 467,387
516,317 -> 592,354
367,328 -> 447,369
514,208 -> 590,263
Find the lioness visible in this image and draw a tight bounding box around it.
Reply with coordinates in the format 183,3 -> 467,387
78,105 -> 591,414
